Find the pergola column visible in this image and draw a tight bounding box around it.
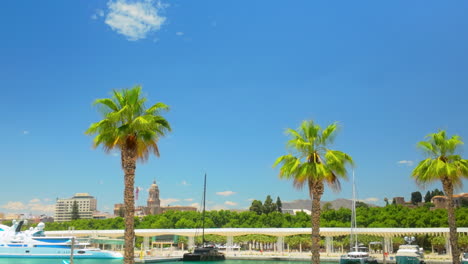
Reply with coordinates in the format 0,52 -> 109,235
325,236 -> 333,254
226,235 -> 234,254
276,236 -> 284,252
143,236 -> 150,251
445,235 -> 452,255
188,236 -> 195,250
383,237 -> 392,253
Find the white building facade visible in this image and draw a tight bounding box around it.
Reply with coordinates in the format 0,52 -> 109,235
55,193 -> 97,222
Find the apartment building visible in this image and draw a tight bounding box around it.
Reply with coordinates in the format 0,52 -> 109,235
55,193 -> 97,222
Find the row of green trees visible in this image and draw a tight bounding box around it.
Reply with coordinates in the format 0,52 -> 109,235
40,206 -> 468,231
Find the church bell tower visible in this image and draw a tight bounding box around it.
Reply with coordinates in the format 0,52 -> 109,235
147,180 -> 161,214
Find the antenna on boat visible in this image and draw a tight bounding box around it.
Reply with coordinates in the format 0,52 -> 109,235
202,173 -> 207,246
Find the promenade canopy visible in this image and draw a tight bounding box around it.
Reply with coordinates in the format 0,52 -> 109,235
46,227 -> 468,238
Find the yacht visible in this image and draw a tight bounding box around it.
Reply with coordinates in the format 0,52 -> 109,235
0,220 -> 122,259
340,171 -> 378,264
183,243 -> 225,261
182,174 -> 225,261
395,237 -> 425,264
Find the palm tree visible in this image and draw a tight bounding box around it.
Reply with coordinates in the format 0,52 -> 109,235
412,130 -> 468,264
273,120 -> 353,264
86,86 -> 171,264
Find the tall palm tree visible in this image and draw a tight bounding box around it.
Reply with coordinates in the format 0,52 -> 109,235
273,120 -> 353,264
412,130 -> 468,264
86,86 -> 171,264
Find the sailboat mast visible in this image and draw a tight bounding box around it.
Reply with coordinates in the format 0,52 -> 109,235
351,170 -> 358,251
202,173 -> 206,245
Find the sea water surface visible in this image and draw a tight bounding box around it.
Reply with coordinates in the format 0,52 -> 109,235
0,260 -> 336,264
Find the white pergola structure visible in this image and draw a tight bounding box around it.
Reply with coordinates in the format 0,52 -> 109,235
45,227 -> 468,254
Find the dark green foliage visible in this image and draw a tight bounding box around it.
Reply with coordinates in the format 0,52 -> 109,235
71,201 -> 80,220
276,197 -> 282,212
411,191 -> 422,205
355,201 -> 369,209
263,195 -> 277,214
424,191 -> 432,203
423,189 -> 445,203
461,199 -> 468,208
42,207 -> 468,231
249,200 -> 263,215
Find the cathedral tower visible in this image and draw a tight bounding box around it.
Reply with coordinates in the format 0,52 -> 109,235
147,180 -> 161,215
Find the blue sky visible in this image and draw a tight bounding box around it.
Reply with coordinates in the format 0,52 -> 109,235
1,0 -> 468,216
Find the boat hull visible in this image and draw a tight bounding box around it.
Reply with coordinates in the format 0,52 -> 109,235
183,253 -> 225,261
0,247 -> 122,259
340,257 -> 378,264
395,256 -> 424,264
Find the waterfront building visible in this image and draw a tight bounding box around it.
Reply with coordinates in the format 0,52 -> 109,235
393,197 -> 405,205
431,193 -> 468,209
282,209 -> 312,215
55,193 -> 97,222
113,203 -> 124,217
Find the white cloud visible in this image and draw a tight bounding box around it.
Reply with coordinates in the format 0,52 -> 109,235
190,203 -> 200,208
224,201 -> 238,206
181,180 -> 190,186
1,202 -> 27,211
105,0 -> 167,41
397,160 -> 414,166
160,198 -> 179,206
361,197 -> 379,203
43,198 -> 51,202
2,200 -> 55,213
184,198 -> 193,202
216,191 -> 236,197
22,130 -> 29,135
28,203 -> 55,213
209,204 -> 229,210
92,9 -> 105,20
246,198 -> 254,201
176,31 -> 184,36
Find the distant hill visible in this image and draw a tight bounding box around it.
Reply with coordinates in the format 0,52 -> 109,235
282,198 -> 378,210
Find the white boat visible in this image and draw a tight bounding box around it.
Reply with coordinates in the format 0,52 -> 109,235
461,252 -> 467,264
395,237 -> 425,264
0,220 -> 122,259
340,171 -> 377,264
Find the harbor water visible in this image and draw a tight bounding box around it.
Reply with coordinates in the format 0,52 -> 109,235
0,259 -> 337,264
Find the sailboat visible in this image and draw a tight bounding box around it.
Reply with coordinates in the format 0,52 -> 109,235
182,174 -> 225,261
339,171 -> 377,264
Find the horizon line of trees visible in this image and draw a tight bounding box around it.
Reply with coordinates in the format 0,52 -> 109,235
25,205 -> 467,231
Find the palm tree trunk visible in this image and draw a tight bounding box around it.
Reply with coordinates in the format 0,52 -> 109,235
122,145 -> 137,264
309,180 -> 324,264
441,176 -> 460,264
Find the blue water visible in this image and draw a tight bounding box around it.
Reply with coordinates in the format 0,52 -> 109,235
0,259 -> 336,264
0,259 -> 123,264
